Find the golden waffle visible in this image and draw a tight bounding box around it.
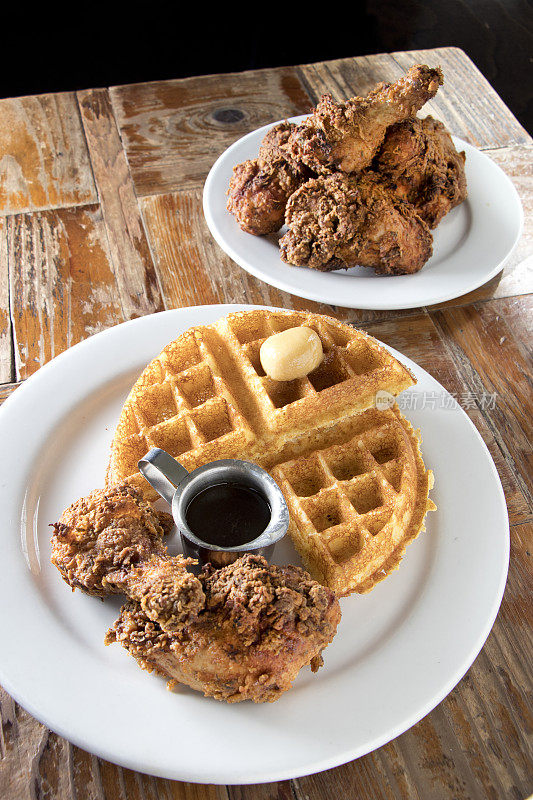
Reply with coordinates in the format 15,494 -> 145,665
107,309 -> 432,594
268,405 -> 435,595
107,309 -> 414,493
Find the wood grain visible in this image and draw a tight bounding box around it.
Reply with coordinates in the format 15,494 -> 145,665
431,296 -> 533,509
7,205 -> 124,380
0,382 -> 18,405
109,68 -> 313,197
0,217 -> 12,383
426,144 -> 533,309
77,88 -> 165,319
0,93 -> 96,215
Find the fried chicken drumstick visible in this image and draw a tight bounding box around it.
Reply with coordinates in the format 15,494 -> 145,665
106,554 -> 341,703
373,116 -> 467,228
280,172 -> 433,275
227,122 -> 313,235
289,64 -> 443,175
51,484 -> 205,634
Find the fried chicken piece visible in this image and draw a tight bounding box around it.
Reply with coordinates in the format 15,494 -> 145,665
50,484 -> 205,633
289,64 -> 443,175
373,116 -> 467,228
226,158 -> 298,235
258,120 -> 296,160
106,554 -> 341,703
280,172 -> 433,275
226,122 -> 313,235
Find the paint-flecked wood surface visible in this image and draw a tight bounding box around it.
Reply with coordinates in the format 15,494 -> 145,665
0,47 -> 532,800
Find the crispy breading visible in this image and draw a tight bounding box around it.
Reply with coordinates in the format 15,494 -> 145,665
50,483 -> 205,633
106,554 -> 341,703
280,172 -> 433,274
227,122 -> 313,235
374,115 -> 467,228
288,65 -> 443,174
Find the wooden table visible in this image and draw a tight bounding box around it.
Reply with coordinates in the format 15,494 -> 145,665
0,46 -> 531,800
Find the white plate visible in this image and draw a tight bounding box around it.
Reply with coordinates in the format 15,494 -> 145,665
203,117 -> 523,310
0,305 -> 509,784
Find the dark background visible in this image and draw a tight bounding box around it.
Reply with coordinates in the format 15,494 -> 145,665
1,0 -> 532,133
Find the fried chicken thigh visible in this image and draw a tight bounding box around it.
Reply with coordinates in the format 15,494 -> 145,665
374,116 -> 467,227
106,554 -> 341,703
51,484 -> 205,633
280,172 -> 433,275
227,122 -> 313,235
289,65 -> 443,174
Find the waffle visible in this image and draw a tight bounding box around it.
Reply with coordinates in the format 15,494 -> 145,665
267,405 -> 435,594
107,309 -> 433,594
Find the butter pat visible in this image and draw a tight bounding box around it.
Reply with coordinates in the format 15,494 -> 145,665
260,327 -> 323,381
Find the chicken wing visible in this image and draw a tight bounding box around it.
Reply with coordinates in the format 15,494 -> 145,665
106,554 -> 341,703
373,116 -> 467,228
280,172 -> 433,275
51,484 -> 205,633
227,122 -> 313,235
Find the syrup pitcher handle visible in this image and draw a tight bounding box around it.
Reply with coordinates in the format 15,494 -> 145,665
138,448 -> 189,506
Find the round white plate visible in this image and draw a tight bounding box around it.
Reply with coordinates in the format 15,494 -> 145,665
0,305 -> 509,784
203,117 -> 523,310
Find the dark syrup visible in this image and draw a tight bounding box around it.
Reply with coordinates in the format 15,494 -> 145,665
185,482 -> 271,547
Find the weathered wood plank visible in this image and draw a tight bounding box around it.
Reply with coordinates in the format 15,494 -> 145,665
228,782 -> 295,800
430,296 -> 533,510
77,88 -> 165,319
7,206 -> 124,380
0,685 -> 50,800
477,145 -> 533,298
0,217 -> 12,383
150,780 -> 227,800
0,94 -> 96,216
109,67 -> 313,196
296,50 -> 402,104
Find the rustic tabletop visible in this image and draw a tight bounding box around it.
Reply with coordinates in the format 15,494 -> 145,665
0,46 -> 531,800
